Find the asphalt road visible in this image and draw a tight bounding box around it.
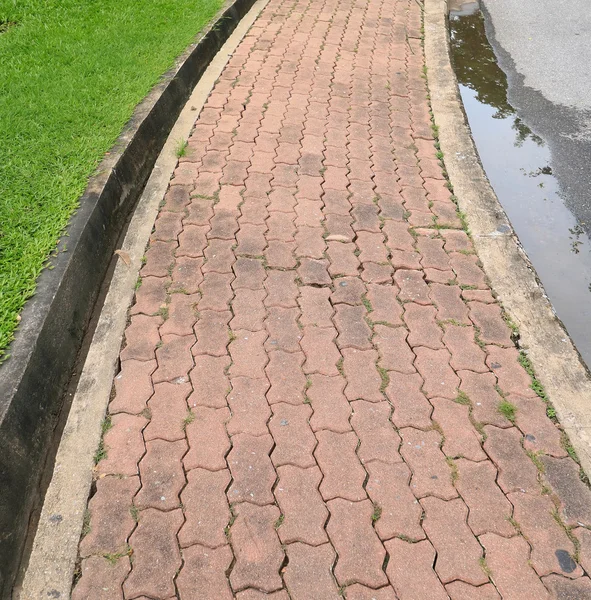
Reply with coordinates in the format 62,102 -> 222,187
481,0 -> 591,236
453,0 -> 591,368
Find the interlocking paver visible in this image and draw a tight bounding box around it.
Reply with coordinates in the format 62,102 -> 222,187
327,498 -> 388,588
76,1 -> 581,596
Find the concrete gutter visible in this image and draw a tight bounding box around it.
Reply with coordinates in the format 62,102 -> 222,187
17,0 -> 270,597
0,0 -> 259,595
424,0 -> 591,475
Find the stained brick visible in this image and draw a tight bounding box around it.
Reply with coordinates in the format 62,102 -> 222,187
153,334 -> 195,383
227,377 -> 271,437
404,303 -> 443,349
284,543 -> 340,599
188,354 -> 230,409
73,556 -> 130,600
144,381 -> 191,442
111,359 -> 156,414
298,287 -> 333,327
414,347 -> 459,399
184,407 -> 230,471
351,400 -> 401,465
176,544 -> 234,600
386,372 -> 433,429
269,403 -> 316,468
343,348 -> 383,402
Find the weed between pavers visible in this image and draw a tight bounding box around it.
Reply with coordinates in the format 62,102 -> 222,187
497,399 -> 517,424
93,415 -> 112,464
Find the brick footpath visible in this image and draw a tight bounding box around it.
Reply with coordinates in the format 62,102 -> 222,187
72,0 -> 591,596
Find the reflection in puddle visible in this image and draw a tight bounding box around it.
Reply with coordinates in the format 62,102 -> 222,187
449,3 -> 591,367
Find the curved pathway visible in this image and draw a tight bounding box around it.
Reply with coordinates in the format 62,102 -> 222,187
72,0 -> 591,597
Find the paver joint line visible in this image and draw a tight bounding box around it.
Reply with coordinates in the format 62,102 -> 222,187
70,0 -> 591,597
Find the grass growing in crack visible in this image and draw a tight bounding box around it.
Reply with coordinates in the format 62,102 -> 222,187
175,139 -> 188,158
103,546 -> 132,565
0,0 -> 223,359
446,457 -> 459,483
377,365 -> 390,393
371,504 -> 382,522
479,557 -> 492,579
498,399 -> 517,424
81,509 -> 91,538
336,358 -> 345,377
525,449 -> 545,473
182,410 -> 195,430
454,391 -> 471,406
274,514 -> 284,529
94,415 -> 112,464
517,351 -> 548,403
130,505 -> 140,523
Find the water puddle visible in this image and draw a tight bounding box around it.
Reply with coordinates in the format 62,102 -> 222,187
449,1 -> 591,368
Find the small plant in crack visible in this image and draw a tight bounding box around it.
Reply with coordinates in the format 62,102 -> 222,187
454,391 -> 471,406
498,399 -> 517,424
371,504 -> 382,522
274,514 -> 285,529
175,139 -> 188,159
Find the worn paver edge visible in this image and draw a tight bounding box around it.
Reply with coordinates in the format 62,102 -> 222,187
424,0 -> 591,476
17,1 -> 271,597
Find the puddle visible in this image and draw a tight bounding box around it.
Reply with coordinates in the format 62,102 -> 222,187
449,2 -> 591,369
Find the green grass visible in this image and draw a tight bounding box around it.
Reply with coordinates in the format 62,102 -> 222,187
0,0 -> 223,358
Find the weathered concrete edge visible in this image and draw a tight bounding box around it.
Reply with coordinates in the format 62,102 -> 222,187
0,0 -> 260,594
18,1 -> 270,597
424,0 -> 591,475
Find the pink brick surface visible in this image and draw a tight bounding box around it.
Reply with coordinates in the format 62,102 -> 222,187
74,0 -> 580,596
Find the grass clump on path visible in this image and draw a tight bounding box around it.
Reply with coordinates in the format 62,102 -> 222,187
0,0 -> 223,358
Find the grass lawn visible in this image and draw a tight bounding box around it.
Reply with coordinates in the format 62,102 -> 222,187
0,0 -> 223,358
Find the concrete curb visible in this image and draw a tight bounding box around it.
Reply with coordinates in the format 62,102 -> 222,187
424,0 -> 591,475
0,0 -> 259,595
17,0 -> 270,597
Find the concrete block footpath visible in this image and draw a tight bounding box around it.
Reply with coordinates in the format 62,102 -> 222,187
70,0 -> 591,596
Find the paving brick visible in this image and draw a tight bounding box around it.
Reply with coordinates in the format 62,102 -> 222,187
178,224 -> 209,258
414,347 -> 459,399
120,314 -> 162,362
111,359 -> 156,414
421,496 -> 487,585
365,461 -> 424,542
160,292 -> 200,336
327,498 -> 388,588
124,508 -> 184,599
295,225 -> 326,258
365,283 -> 403,324
469,302 -> 513,347
266,350 -> 306,405
430,283 -> 470,324
72,556 -> 130,600
176,544 -> 234,600
185,197 -> 215,226
227,376 -> 271,437
541,455 -> 591,526
458,370 -> 509,427
385,538 -> 449,600
513,395 -> 567,457
334,304 -> 372,350
231,288 -> 267,331
188,354 -> 230,409
576,527 -> 591,574
199,272 -> 234,311
404,303 -> 443,349
332,277 -> 367,306
301,326 -> 341,376
230,330 -> 268,379
269,403 -> 316,468
343,348 -> 383,402
298,287 -> 333,327
361,261 -> 393,284
480,533 -> 551,600
394,269 -> 430,305
386,371 -> 433,429
327,241 -> 361,277
135,439 -> 187,510
445,581 -> 501,600
229,502 -> 284,593
486,345 -> 534,396
298,257 -> 332,285
153,334 -> 195,383
400,428 -> 457,500
184,407 -> 230,471
131,276 -> 169,316
275,465 -> 328,546
142,240 -> 176,278
284,543 -> 340,599
345,584 -> 399,600
509,491 -> 581,577
265,270 -> 299,307
170,256 -> 204,294
236,591 -> 289,600
144,381 -> 191,442
265,306 -> 302,353
431,397 -> 486,461
450,253 -> 487,289
179,468 -> 231,548
227,433 -> 276,505
374,324 -> 415,374
233,256 -> 266,290
543,575 -> 591,600
80,475 -> 140,557
306,374 -> 351,433
483,425 -> 539,493
443,324 -> 487,373
351,400 -> 401,465
203,238 -> 236,273
315,430 -> 366,502
96,413 -> 147,477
